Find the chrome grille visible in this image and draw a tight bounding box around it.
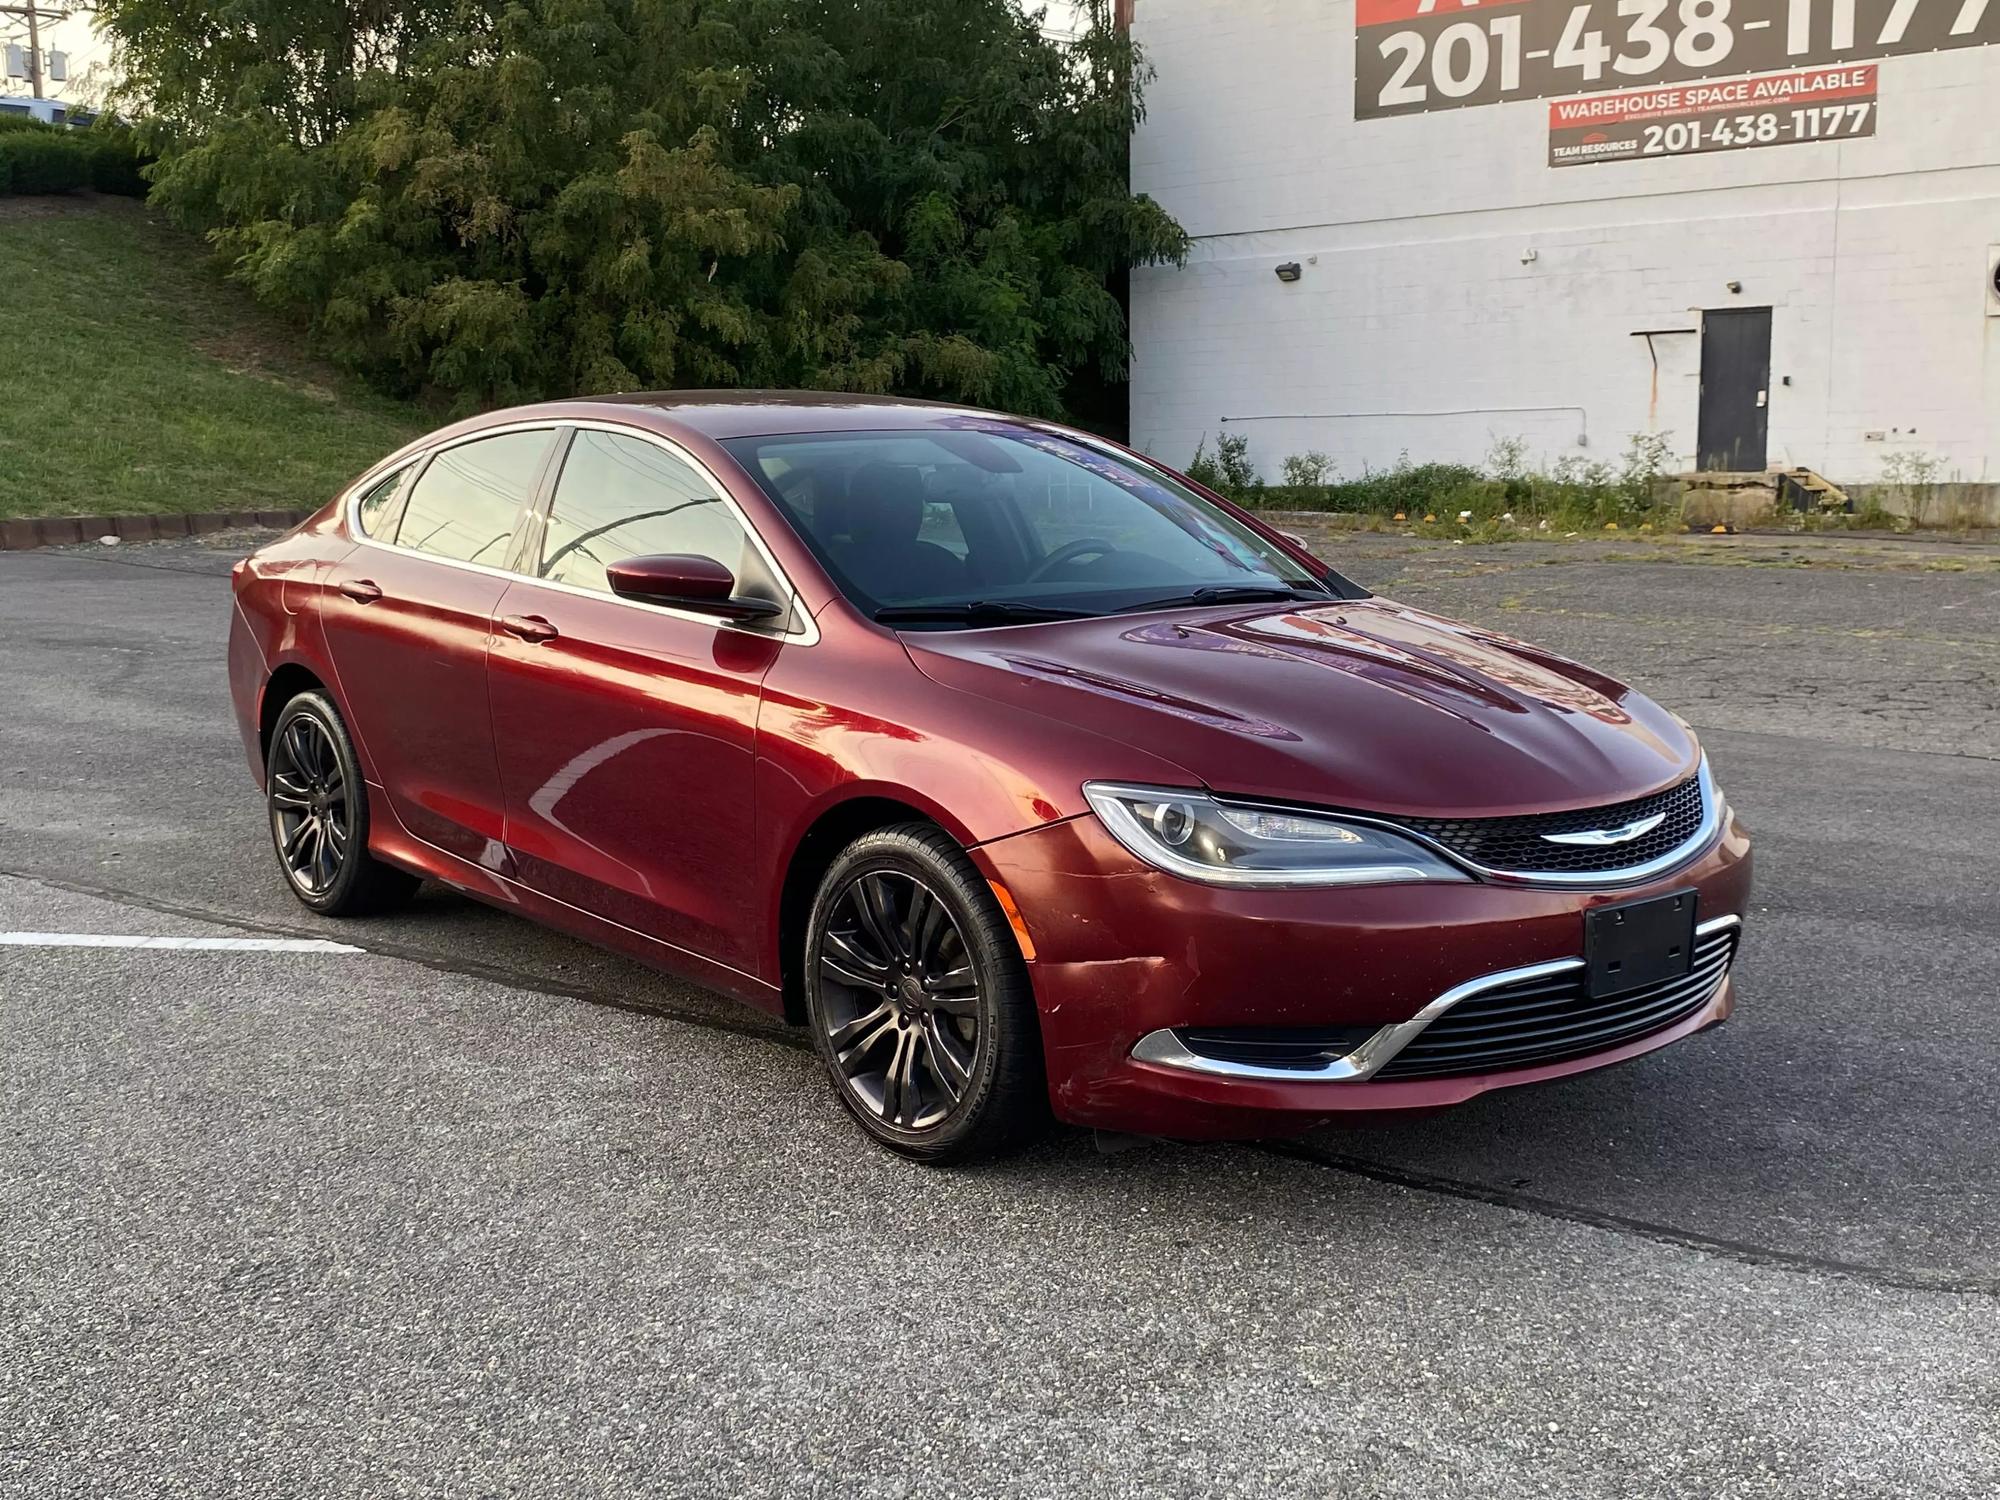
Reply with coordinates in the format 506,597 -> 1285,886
1372,923 -> 1737,1081
1392,771 -> 1708,878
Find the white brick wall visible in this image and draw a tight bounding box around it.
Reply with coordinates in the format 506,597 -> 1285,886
1128,2 -> 2000,483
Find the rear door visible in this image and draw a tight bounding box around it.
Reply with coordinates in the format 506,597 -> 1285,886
488,424 -> 800,975
322,426 -> 558,868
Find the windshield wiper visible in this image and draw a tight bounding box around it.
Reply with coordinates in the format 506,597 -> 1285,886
872,600 -> 1096,625
1115,584 -> 1328,615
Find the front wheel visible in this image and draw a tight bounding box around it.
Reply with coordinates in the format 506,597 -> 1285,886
803,824 -> 1046,1162
265,691 -> 419,916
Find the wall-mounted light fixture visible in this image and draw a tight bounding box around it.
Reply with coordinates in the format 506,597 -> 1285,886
1726,279 -> 1743,294
1274,262 -> 1303,284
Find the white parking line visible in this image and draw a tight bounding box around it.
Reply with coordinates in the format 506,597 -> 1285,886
0,932 -> 362,954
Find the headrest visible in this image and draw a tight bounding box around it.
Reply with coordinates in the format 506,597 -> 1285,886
811,466 -> 852,543
846,463 -> 928,544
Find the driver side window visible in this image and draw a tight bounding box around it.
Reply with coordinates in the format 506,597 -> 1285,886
538,429 -> 780,606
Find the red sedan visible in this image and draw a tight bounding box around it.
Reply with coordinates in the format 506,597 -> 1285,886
229,393 -> 1751,1160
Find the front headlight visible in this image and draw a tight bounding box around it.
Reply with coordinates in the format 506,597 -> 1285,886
1083,783 -> 1472,888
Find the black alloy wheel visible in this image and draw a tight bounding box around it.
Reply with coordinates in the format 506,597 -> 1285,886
269,711 -> 348,898
805,824 -> 1045,1161
820,868 -> 980,1129
265,691 -> 419,916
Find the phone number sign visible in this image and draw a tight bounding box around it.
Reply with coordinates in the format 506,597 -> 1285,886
1357,0 -> 1997,118
1547,62 -> 1878,163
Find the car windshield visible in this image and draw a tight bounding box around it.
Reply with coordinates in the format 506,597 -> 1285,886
721,425 -> 1339,626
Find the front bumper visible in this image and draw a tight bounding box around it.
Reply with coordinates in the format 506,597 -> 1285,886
973,806 -> 1752,1140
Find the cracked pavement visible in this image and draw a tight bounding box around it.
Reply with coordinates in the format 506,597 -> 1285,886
1295,529 -> 2000,761
2,531 -> 1997,1498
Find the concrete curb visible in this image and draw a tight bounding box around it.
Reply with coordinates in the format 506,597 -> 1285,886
0,508 -> 316,552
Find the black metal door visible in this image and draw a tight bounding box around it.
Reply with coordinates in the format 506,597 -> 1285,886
1697,308 -> 1771,472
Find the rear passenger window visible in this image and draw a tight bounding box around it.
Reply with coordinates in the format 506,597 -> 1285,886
396,429 -> 554,565
353,468 -> 409,538
537,429 -> 780,606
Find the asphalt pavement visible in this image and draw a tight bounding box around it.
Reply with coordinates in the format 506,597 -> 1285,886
2,530 -> 1997,1497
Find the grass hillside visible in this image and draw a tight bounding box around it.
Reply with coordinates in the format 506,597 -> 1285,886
0,196 -> 428,520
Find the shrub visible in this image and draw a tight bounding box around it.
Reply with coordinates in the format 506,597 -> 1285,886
0,130 -> 94,194
1281,450 -> 1335,487
1185,438 -> 1224,492
0,123 -> 152,198
1332,457 -> 1487,516
1880,451 -> 1945,484
1213,432 -> 1259,491
1185,432 -> 1264,498
1240,434 -> 1687,530
86,129 -> 151,197
1617,430 -> 1675,507
1485,435 -> 1531,481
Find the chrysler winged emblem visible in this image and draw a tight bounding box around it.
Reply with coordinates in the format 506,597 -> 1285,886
1541,811 -> 1668,847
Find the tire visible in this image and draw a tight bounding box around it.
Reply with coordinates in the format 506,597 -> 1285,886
803,823 -> 1047,1162
265,690 -> 419,917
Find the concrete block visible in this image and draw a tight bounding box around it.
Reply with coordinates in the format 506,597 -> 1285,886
1849,482 -> 2000,528
113,515 -> 160,542
1679,477 -> 1779,529
34,517 -> 83,547
1,518 -> 39,550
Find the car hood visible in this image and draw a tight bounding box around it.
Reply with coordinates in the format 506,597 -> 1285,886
904,597 -> 1699,818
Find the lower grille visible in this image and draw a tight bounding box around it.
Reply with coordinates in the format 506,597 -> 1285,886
1373,924 -> 1737,1081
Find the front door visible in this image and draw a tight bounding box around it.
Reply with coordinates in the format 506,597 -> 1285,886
488,426 -> 794,976
320,426 -> 557,867
1697,308 -> 1772,472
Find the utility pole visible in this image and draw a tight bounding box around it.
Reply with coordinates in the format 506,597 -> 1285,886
0,3 -> 68,100
26,0 -> 41,98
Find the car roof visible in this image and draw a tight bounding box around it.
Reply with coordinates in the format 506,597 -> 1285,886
524,390 -> 1051,442
355,390 -> 1105,498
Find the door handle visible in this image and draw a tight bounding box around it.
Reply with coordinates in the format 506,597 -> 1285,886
338,578 -> 383,603
501,614 -> 559,643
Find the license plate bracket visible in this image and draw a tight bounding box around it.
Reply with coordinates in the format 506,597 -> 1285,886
1584,891 -> 1697,999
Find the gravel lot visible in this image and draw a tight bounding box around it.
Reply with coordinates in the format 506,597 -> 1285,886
3,530 -> 1997,1498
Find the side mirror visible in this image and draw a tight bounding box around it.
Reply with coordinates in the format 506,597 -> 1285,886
604,554 -> 781,620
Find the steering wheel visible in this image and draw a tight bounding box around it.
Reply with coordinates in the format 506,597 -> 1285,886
1026,537 -> 1118,583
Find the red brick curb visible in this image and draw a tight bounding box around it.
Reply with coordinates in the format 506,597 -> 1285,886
0,508 -> 315,552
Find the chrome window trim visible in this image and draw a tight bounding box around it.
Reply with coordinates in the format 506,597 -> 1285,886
339,416 -> 820,647
1130,913 -> 1741,1085
1204,758 -> 1723,891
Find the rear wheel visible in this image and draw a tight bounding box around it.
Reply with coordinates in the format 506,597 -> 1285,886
804,824 -> 1045,1162
266,691 -> 419,916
